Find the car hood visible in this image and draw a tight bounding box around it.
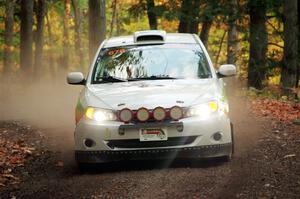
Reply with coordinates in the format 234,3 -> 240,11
86,79 -> 219,110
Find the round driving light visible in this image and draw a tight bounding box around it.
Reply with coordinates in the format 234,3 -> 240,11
213,132 -> 222,141
153,107 -> 166,121
84,138 -> 94,148
119,108 -> 133,122
136,107 -> 150,122
170,106 -> 183,120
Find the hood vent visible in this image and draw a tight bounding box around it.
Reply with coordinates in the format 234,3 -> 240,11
134,30 -> 166,43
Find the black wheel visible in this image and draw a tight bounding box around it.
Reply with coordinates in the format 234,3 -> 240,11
77,162 -> 100,172
231,122 -> 235,155
77,162 -> 90,172
75,151 -> 90,172
223,153 -> 232,162
223,123 -> 234,162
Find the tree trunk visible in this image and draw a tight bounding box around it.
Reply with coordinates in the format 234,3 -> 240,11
3,0 -> 15,75
89,0 -> 106,62
227,0 -> 238,65
71,0 -> 84,70
99,0 -> 106,47
116,3 -> 120,35
146,0 -> 157,30
189,0 -> 201,34
46,13 -> 55,78
178,0 -> 192,33
178,0 -> 200,33
20,0 -> 33,74
200,18 -> 212,48
34,0 -> 46,77
215,31 -> 227,65
297,0 -> 300,89
248,0 -> 267,90
281,0 -> 298,98
63,0 -> 70,69
109,0 -> 117,37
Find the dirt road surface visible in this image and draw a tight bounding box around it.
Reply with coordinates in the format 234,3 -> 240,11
0,78 -> 299,198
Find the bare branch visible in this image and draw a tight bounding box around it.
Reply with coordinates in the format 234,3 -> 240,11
268,42 -> 284,49
267,20 -> 284,40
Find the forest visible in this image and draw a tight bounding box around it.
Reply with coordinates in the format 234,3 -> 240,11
1,1 -> 300,197
0,0 -> 299,99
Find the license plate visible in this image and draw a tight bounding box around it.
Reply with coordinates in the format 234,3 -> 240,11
139,128 -> 168,141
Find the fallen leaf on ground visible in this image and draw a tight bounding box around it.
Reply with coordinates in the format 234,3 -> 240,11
250,98 -> 300,123
56,161 -> 64,167
2,174 -> 19,181
283,154 -> 296,158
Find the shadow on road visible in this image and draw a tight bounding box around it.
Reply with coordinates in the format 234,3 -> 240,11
74,158 -> 228,174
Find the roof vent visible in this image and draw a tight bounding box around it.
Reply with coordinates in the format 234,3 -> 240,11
134,30 -> 166,43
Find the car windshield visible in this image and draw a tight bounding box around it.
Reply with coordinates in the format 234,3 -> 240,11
92,43 -> 212,83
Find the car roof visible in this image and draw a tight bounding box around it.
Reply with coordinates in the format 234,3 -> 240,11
103,33 -> 198,48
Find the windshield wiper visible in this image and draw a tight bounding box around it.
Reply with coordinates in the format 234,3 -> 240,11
128,76 -> 178,81
96,76 -> 128,83
95,75 -> 178,83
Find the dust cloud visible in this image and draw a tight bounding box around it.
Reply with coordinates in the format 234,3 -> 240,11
225,78 -> 263,155
0,72 -> 84,163
0,73 -> 81,130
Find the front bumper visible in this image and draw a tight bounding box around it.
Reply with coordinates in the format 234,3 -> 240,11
75,143 -> 232,163
74,113 -> 233,163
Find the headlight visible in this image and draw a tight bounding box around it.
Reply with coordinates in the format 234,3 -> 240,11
186,101 -> 218,118
85,107 -> 116,121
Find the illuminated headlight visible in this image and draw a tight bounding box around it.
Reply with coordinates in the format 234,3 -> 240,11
85,107 -> 116,122
186,101 -> 218,118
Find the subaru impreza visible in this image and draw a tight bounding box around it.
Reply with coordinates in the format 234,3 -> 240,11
67,30 -> 236,167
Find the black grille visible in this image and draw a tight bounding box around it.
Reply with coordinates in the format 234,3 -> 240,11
106,136 -> 197,149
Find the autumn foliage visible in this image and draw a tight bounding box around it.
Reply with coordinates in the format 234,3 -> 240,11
251,98 -> 300,123
0,138 -> 34,186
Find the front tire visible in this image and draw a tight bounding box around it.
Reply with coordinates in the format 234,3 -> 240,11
77,162 -> 91,172
75,152 -> 93,172
223,123 -> 234,162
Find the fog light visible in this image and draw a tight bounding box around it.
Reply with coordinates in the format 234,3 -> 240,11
84,138 -> 94,148
213,132 -> 222,141
176,125 -> 183,132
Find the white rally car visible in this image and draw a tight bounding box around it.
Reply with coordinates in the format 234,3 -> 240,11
67,30 -> 236,167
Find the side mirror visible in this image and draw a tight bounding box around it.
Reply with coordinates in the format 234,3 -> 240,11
217,64 -> 237,78
67,72 -> 86,85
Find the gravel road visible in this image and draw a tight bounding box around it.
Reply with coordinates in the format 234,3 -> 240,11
1,79 -> 299,198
